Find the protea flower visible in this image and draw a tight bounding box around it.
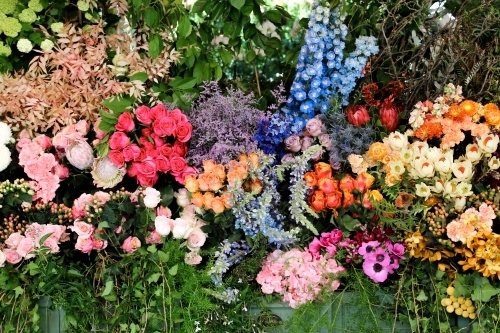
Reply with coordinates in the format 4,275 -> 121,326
65,140 -> 94,170
379,97 -> 399,132
346,105 -> 370,127
91,156 -> 126,189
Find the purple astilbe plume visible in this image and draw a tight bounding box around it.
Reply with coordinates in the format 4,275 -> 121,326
187,81 -> 270,166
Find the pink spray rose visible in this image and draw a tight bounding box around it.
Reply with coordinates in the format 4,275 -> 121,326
284,135 -> 302,152
122,236 -> 141,253
146,231 -> 163,245
184,251 -> 202,265
186,228 -> 207,251
115,112 -> 135,133
4,249 -> 22,264
69,221 -> 94,237
75,236 -> 94,253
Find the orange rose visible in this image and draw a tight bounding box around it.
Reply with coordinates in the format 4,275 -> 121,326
197,173 -> 210,191
342,190 -> 355,208
245,178 -> 263,194
227,170 -> 244,186
314,162 -> 332,179
238,154 -> 248,163
221,192 -> 233,208
356,172 -> 375,192
191,192 -> 204,208
214,164 -> 226,181
206,173 -> 223,191
318,178 -> 339,194
309,190 -> 326,213
202,192 -> 215,208
203,160 -> 217,173
248,152 -> 260,167
339,175 -> 357,192
326,190 -> 342,209
368,142 -> 387,161
184,175 -> 199,193
304,172 -> 318,187
209,197 -> 226,214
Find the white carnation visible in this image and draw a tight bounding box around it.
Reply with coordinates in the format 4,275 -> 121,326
0,122 -> 12,145
0,145 -> 12,172
16,39 -> 33,53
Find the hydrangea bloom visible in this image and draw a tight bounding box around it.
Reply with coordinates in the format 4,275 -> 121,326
0,0 -> 17,15
0,17 -> 22,38
16,39 -> 33,53
50,22 -> 64,33
40,39 -> 54,51
28,0 -> 44,12
18,8 -> 37,23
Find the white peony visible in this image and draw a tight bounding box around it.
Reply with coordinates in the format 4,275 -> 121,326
0,144 -> 11,172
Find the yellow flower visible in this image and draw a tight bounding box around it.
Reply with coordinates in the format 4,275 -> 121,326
368,142 -> 387,161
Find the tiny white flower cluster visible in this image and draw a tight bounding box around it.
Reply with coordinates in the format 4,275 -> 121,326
0,122 -> 13,172
256,20 -> 280,40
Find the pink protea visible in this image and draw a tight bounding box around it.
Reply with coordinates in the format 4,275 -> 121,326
66,140 -> 94,170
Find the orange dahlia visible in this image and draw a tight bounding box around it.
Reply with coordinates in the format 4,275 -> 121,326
415,121 -> 443,140
368,142 -> 387,161
459,100 -> 478,117
484,103 -> 500,126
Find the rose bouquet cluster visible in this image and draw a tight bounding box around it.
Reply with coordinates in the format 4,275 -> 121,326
308,227 -> 405,283
0,222 -> 69,266
304,161 -> 381,213
256,248 -> 345,308
100,104 -> 196,187
282,117 -> 332,162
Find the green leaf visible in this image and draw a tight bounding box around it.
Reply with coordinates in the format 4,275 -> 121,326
14,286 -> 24,298
129,72 -> 149,82
245,49 -> 256,63
267,37 -> 281,49
219,49 -> 233,65
149,33 -> 163,59
193,61 -> 211,83
102,96 -> 134,113
158,251 -> 170,263
191,0 -> 208,13
147,244 -> 157,253
67,269 -> 84,277
339,215 -> 360,232
472,281 -> 500,302
101,280 -> 114,297
229,0 -> 245,10
169,77 -> 198,90
103,294 -> 117,301
160,185 -> 174,207
144,7 -> 159,28
178,16 -> 192,37
214,65 -> 222,80
265,9 -> 281,23
416,290 -> 428,301
147,273 -> 161,284
223,22 -> 239,39
102,205 -> 117,226
98,221 -> 110,229
169,264 -> 178,276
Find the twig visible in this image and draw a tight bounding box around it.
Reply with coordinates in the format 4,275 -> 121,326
254,62 -> 262,97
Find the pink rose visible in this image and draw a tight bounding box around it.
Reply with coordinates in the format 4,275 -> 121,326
115,112 -> 135,133
5,233 -> 24,249
122,236 -> 141,253
109,132 -> 130,150
310,146 -> 324,161
122,144 -> 141,162
184,251 -> 202,265
42,237 -> 60,254
137,173 -> 159,187
186,228 -> 207,251
93,191 -> 110,205
154,215 -> 173,236
150,133 -> 164,147
93,118 -> 107,140
72,193 -> 93,219
281,154 -> 295,163
173,141 -> 188,157
169,109 -> 188,122
318,134 -> 333,150
170,155 -> 187,176
156,206 -> 172,218
69,221 -> 94,237
158,144 -> 173,158
42,224 -> 65,242
52,164 -> 70,180
75,236 -> 94,253
174,166 -> 198,185
138,157 -> 157,177
109,150 -> 125,167
284,135 -> 302,152
127,162 -> 141,177
135,106 -> 152,125
91,236 -> 108,250
4,249 -> 22,264
65,140 -> 94,170
153,117 -> 176,137
17,238 -> 35,259
305,118 -> 323,137
146,231 -> 163,244
33,135 -> 52,150
175,121 -> 192,143
149,104 -> 169,122
301,136 -> 313,151
155,155 -> 171,173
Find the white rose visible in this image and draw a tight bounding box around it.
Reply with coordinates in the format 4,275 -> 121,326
477,133 -> 499,154
174,188 -> 190,207
143,187 -> 161,208
186,228 -> 207,251
154,215 -> 173,236
388,131 -> 408,151
172,218 -> 194,239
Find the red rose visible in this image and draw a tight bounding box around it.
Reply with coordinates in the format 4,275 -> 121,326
139,136 -> 155,150
109,150 -> 125,167
175,121 -> 193,143
122,144 -> 141,162
153,117 -> 176,137
138,157 -> 157,177
149,104 -> 168,122
155,155 -> 171,172
109,132 -> 130,150
173,141 -> 188,157
170,155 -> 187,176
150,133 -> 164,147
135,106 -> 152,125
174,165 -> 198,185
144,148 -> 159,159
127,162 -> 141,177
137,173 -> 159,187
346,105 -> 370,127
116,112 -> 135,132
141,128 -> 153,137
169,109 -> 188,123
158,144 -> 173,158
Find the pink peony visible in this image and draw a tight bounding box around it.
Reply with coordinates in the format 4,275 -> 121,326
122,236 -> 141,253
16,238 -> 35,259
66,140 -> 94,170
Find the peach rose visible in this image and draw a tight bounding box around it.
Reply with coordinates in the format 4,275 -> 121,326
314,162 -> 332,179
75,236 -> 94,253
202,192 -> 215,208
213,164 -> 226,181
184,175 -> 200,193
339,175 -> 358,192
326,191 -> 342,209
342,191 -> 356,208
221,192 -> 233,208
122,236 -> 141,253
191,192 -> 204,208
304,172 -> 318,187
206,173 -> 223,191
202,160 -> 217,173
309,190 -> 326,213
209,197 -> 226,214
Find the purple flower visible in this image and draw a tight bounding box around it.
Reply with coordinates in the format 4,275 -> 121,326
358,241 -> 380,256
363,260 -> 389,283
389,243 -> 405,259
387,256 -> 400,274
364,247 -> 390,266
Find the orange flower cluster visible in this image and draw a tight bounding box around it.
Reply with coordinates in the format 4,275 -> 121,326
404,230 -> 455,268
455,231 -> 500,279
304,162 -> 380,213
184,154 -> 262,214
414,120 -> 443,141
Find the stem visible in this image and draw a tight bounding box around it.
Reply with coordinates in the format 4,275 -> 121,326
410,266 -> 421,333
353,266 -> 379,327
254,62 -> 261,97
